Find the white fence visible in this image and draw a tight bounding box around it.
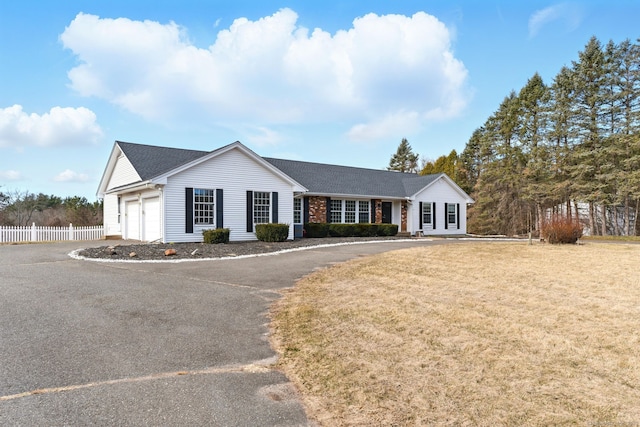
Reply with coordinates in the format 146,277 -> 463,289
0,223 -> 105,243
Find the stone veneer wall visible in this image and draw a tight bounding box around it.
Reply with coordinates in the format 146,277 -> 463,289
307,196 -> 327,223
373,199 -> 382,223
401,201 -> 407,232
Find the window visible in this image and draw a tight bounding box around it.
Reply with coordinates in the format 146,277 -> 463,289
344,200 -> 356,223
194,188 -> 215,225
330,199 -> 343,223
447,203 -> 457,225
422,203 -> 432,225
117,196 -> 122,224
330,199 -> 370,223
293,198 -> 302,224
253,191 -> 270,224
359,201 -> 370,223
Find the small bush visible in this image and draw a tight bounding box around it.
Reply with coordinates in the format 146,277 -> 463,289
304,223 -> 397,238
356,223 -> 378,237
203,228 -> 230,244
256,223 -> 290,242
542,218 -> 583,244
329,223 -> 357,237
305,223 -> 329,238
378,224 -> 399,236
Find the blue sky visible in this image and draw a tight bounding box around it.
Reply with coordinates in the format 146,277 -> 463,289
1,1 -> 639,201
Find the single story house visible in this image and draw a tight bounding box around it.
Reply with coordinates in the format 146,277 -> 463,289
97,140 -> 474,242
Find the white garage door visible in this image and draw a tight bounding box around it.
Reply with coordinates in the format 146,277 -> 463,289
142,197 -> 161,242
125,200 -> 140,240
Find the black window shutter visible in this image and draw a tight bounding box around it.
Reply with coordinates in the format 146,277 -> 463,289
326,197 -> 332,223
456,203 -> 461,230
303,197 -> 310,224
216,189 -> 224,229
272,192 -> 278,223
418,202 -> 423,229
185,188 -> 194,234
432,202 -> 436,229
371,199 -> 376,223
246,191 -> 253,232
444,203 -> 448,230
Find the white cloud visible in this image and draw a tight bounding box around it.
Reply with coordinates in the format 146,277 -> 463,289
242,126 -> 283,147
347,111 -> 421,142
60,9 -> 470,141
53,169 -> 90,183
0,105 -> 103,148
0,170 -> 23,181
529,3 -> 583,38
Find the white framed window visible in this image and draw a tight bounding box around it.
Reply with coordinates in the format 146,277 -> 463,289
330,199 -> 343,223
194,188 -> 215,225
358,201 -> 370,223
422,203 -> 432,225
330,199 -> 370,223
447,203 -> 457,225
254,191 -> 271,224
293,198 -> 302,224
344,200 -> 356,223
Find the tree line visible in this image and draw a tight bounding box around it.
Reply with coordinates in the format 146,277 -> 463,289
389,37 -> 640,236
0,188 -> 103,227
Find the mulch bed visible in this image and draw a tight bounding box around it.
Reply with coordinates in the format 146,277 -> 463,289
78,236 -> 406,261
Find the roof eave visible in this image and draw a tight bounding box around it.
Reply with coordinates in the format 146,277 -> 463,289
302,192 -> 407,200
103,180 -> 159,195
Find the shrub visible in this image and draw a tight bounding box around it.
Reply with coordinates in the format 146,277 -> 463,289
541,217 -> 583,244
329,223 -> 357,237
304,223 -> 396,238
256,223 -> 290,242
356,223 -> 378,237
305,223 -> 329,238
377,224 -> 399,236
202,228 -> 230,244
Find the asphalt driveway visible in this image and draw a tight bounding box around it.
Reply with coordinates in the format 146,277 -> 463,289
0,238 -> 437,426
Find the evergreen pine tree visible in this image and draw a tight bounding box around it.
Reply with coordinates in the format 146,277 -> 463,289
388,138 -> 419,173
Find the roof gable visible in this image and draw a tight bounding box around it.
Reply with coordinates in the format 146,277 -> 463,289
99,141 -> 307,196
117,141 -> 208,181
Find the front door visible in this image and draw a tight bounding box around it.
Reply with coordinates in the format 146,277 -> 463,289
381,202 -> 392,224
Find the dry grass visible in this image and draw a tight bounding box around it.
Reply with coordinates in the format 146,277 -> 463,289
270,242 -> 640,426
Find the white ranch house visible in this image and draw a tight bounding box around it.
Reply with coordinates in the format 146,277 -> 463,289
97,141 -> 474,243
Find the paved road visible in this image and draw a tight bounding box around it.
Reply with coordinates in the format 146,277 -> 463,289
0,239 -> 436,426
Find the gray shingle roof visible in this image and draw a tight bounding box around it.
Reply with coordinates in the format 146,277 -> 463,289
116,141 -> 443,198
264,157 -> 442,198
117,141 -> 208,181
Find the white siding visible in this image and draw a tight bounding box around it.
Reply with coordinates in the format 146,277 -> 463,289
107,154 -> 141,190
163,147 -> 295,242
103,193 -> 121,237
392,201 -> 402,228
411,178 -> 469,236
